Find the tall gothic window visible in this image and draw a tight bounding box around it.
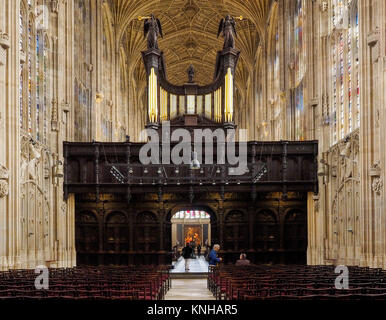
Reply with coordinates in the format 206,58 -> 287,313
43,35 -> 49,144
330,0 -> 360,145
19,1 -> 50,142
102,14 -> 113,142
73,0 -> 92,141
28,18 -> 34,135
266,1 -> 281,140
294,0 -> 306,85
270,4 -> 280,140
36,33 -> 40,140
293,0 -> 306,141
19,7 -> 26,129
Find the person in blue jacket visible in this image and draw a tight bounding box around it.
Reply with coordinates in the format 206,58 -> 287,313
208,244 -> 222,266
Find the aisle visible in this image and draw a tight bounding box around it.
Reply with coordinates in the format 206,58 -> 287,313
171,256 -> 209,273
164,279 -> 215,300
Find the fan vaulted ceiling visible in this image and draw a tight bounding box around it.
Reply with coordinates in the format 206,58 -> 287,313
108,0 -> 272,86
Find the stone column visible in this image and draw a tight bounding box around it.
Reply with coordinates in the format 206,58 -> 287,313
359,0 -> 385,268
0,0 -> 21,270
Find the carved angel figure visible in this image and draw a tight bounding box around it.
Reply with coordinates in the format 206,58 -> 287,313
143,14 -> 163,50
217,15 -> 237,49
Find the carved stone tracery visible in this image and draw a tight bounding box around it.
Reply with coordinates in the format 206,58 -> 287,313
0,163 -> 9,198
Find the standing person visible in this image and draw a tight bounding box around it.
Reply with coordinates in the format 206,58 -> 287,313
197,244 -> 201,257
204,240 -> 209,258
235,253 -> 251,266
208,244 -> 222,266
182,243 -> 193,271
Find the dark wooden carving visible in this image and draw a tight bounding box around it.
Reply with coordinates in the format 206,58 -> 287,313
74,192 -> 308,266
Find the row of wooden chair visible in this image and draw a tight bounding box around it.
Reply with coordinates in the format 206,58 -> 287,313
208,264 -> 386,300
0,265 -> 171,300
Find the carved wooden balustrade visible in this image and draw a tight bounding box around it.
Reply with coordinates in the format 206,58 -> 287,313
64,140 -> 318,199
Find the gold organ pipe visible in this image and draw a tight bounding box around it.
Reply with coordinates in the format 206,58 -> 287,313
148,70 -> 151,122
216,88 -> 219,122
215,87 -> 222,123
214,89 -> 217,122
214,90 -> 216,122
165,90 -> 167,120
225,68 -> 233,122
214,87 -> 222,123
148,68 -> 158,123
217,88 -> 220,122
220,86 -> 222,122
160,88 -> 168,121
161,89 -> 164,121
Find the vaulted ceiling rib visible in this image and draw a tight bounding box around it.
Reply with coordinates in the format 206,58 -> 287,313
109,0 -> 271,86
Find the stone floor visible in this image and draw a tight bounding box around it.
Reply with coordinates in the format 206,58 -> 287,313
171,256 -> 209,273
164,279 -> 215,300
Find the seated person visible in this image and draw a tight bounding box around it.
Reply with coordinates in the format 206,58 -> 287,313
235,253 -> 250,266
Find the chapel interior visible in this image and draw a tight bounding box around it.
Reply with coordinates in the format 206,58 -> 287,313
0,0 -> 385,301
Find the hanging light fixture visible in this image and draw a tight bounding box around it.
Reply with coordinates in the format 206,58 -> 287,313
143,167 -> 148,174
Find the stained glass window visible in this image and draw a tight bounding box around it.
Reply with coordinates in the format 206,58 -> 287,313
273,13 -> 280,139
332,42 -> 338,144
19,11 -> 25,129
28,21 -> 33,135
294,0 -> 306,141
36,34 -> 40,140
19,2 -> 50,142
294,0 -> 306,85
354,10 -> 360,128
339,32 -> 344,139
73,0 -> 92,142
295,82 -> 304,140
43,37 -> 48,144
172,211 -> 210,219
330,0 -> 360,145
